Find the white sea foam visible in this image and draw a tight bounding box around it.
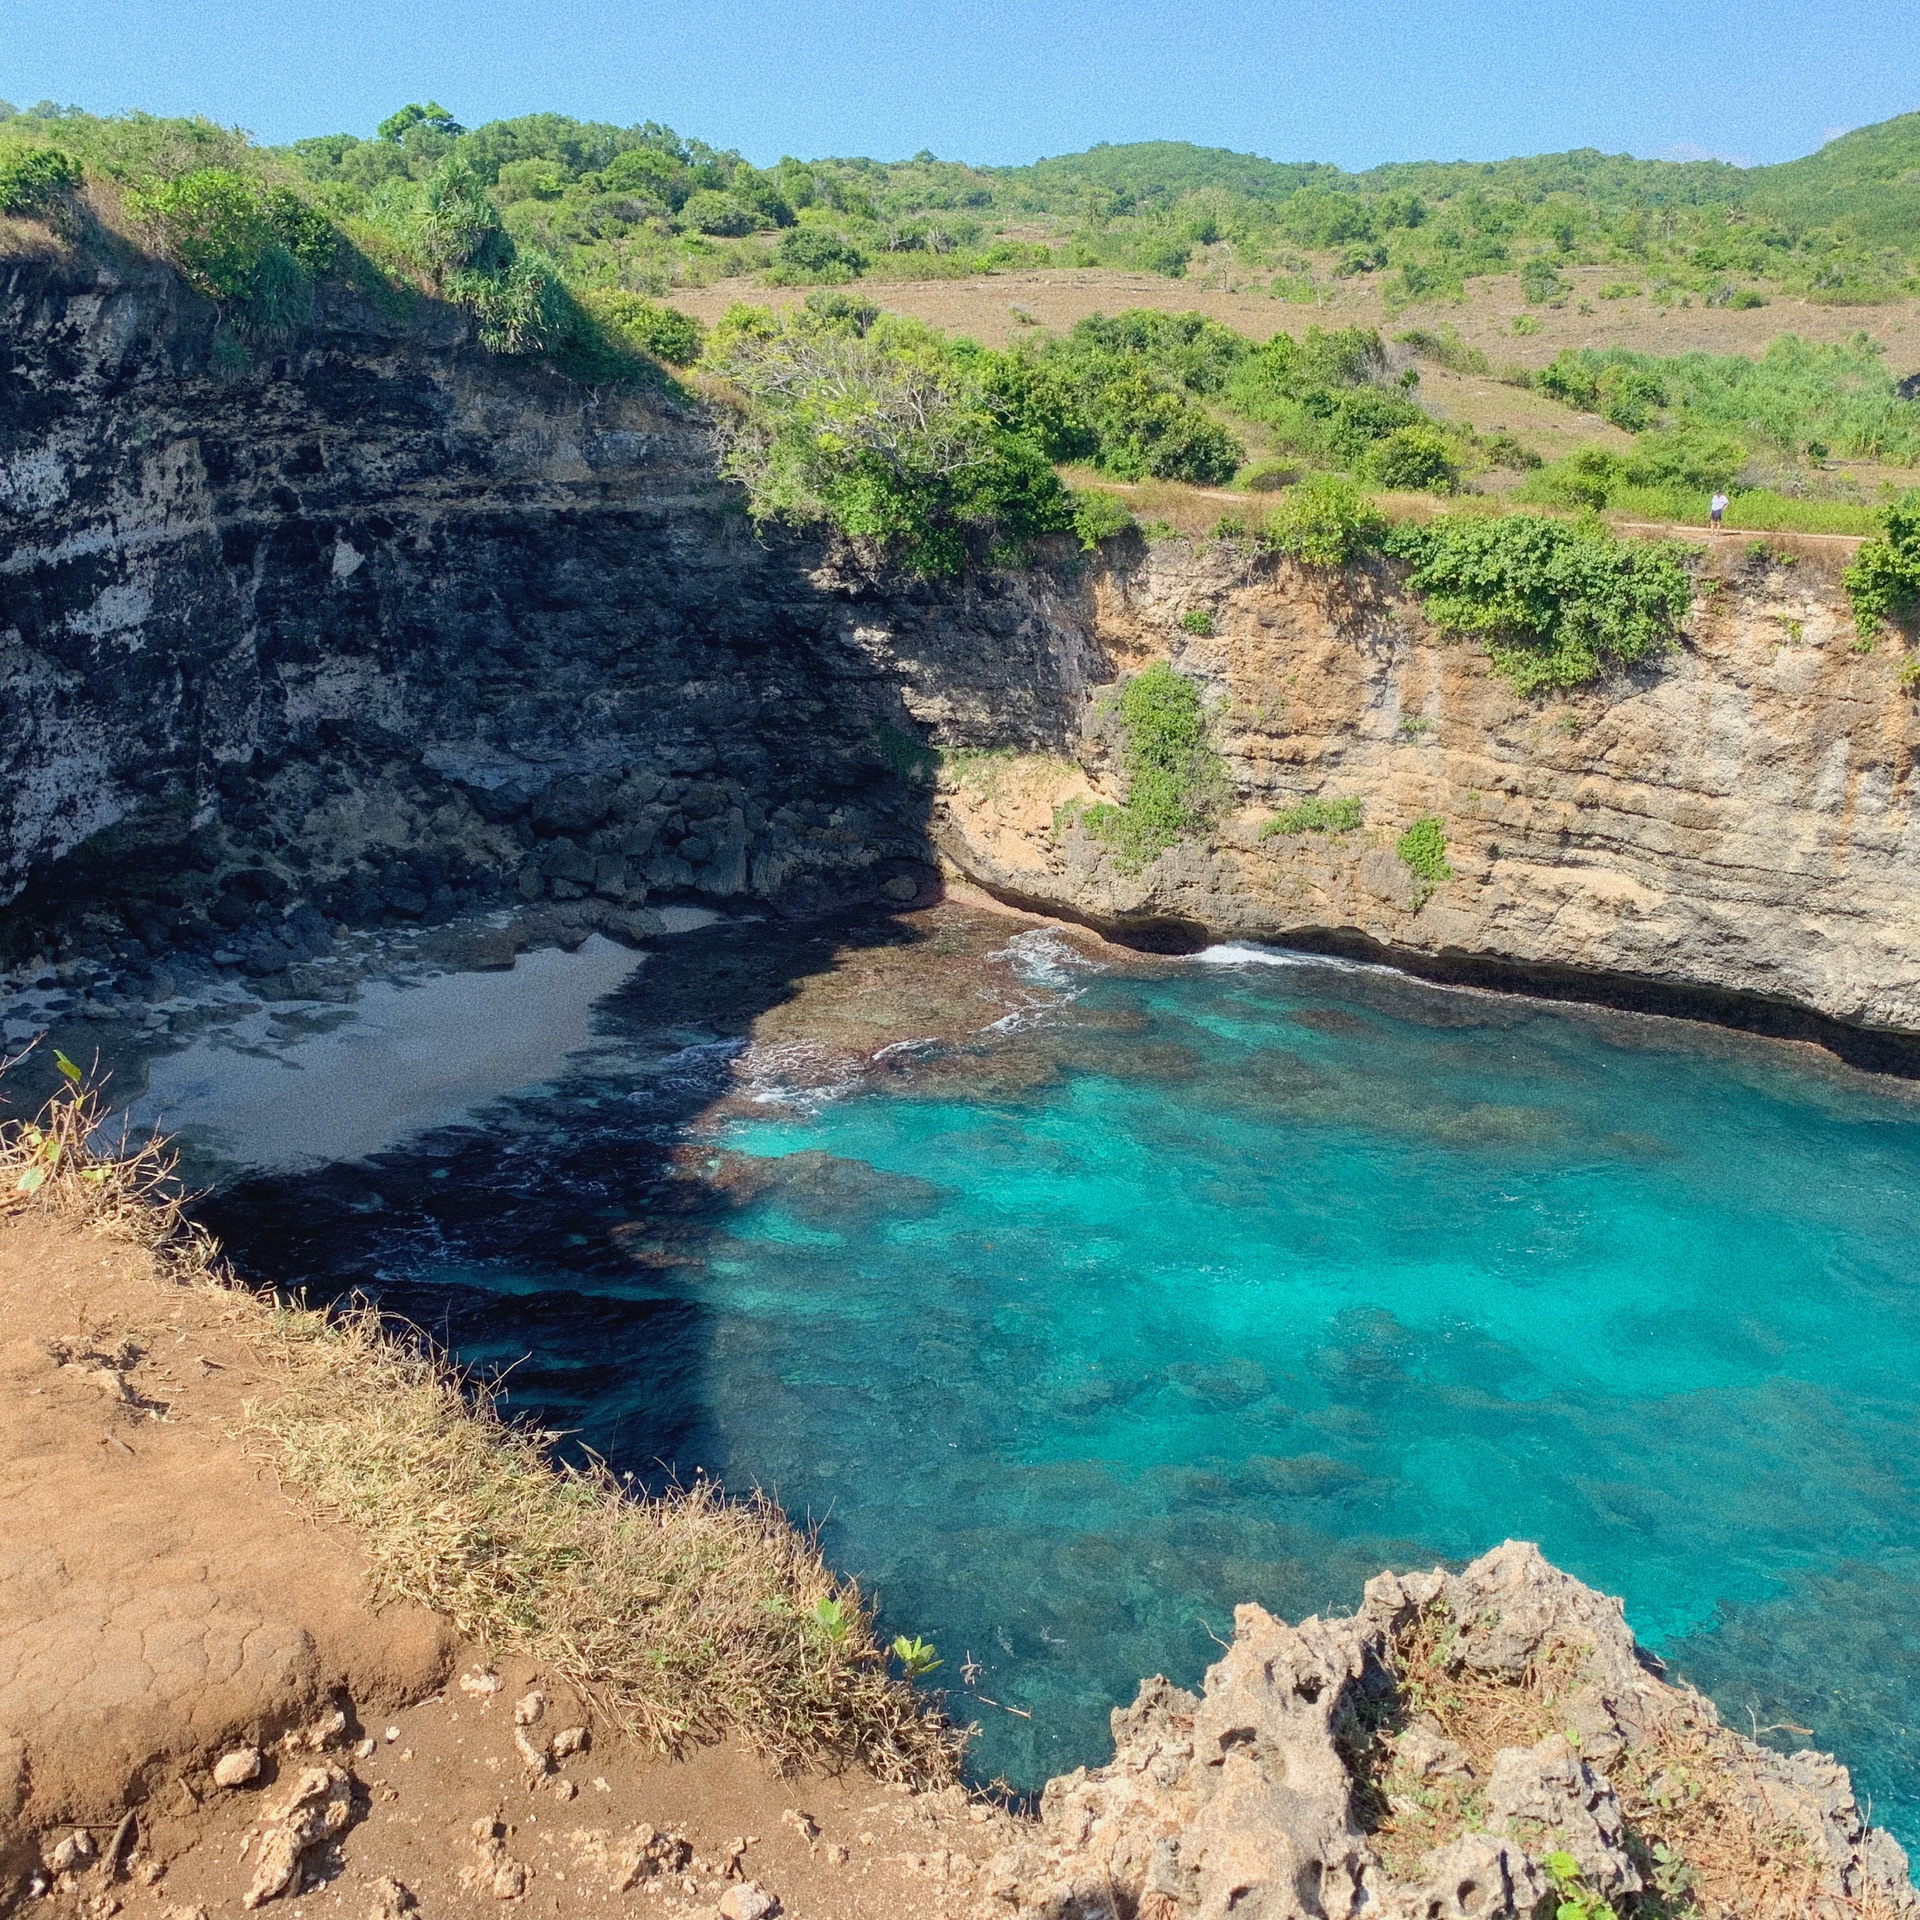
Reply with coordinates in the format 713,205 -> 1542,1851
987,926 -> 1107,991
733,1039 -> 864,1113
1193,941 -> 1403,977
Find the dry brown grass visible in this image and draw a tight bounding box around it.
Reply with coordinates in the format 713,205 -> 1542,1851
0,1058 -> 961,1785
1361,1596 -> 1885,1919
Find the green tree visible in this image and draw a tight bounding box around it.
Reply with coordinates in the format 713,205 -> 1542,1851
704,303 -> 1074,575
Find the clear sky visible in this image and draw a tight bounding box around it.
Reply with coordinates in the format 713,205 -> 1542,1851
4,0 -> 1915,172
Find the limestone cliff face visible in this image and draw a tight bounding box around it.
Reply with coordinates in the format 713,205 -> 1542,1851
3,243 -> 1917,1048
0,249 -> 1094,959
927,539 -> 1920,1045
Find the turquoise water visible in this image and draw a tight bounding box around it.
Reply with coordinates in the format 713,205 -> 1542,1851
211,936 -> 1920,1842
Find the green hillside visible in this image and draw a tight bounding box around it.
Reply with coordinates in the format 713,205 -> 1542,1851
5,94 -> 1916,311
1742,111 -> 1920,248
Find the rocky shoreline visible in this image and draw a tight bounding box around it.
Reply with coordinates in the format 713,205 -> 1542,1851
11,240 -> 1920,1076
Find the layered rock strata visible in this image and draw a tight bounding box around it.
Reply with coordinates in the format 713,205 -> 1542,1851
931,540 -> 1920,1050
6,244 -> 1920,1055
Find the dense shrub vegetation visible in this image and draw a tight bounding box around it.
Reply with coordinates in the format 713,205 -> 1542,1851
1509,334 -> 1920,527
1844,493 -> 1920,637
1074,663 -> 1227,872
703,298 -> 1080,576
1257,474 -> 1390,565
0,140 -> 82,218
10,93 -> 1920,326
1532,336 -> 1920,460
1385,513 -> 1694,693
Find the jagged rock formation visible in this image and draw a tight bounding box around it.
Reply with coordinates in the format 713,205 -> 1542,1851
988,1541 -> 1916,1920
0,248 -> 1097,974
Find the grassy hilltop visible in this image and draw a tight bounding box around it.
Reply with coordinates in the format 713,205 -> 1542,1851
4,95 -> 1920,631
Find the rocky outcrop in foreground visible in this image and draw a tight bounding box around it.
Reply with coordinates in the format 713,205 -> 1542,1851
988,1542 -> 1915,1920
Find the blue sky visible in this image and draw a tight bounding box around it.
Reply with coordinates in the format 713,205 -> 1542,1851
4,0 -> 1915,170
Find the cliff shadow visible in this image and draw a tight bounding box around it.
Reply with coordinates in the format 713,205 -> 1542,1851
195,906 -> 958,1485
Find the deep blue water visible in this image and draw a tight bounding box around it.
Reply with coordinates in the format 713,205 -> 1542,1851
210,931 -> 1920,1846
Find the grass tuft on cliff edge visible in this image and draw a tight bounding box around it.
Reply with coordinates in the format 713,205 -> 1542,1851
0,1054 -> 960,1784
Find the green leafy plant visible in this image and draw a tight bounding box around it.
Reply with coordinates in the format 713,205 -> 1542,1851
1078,662 -> 1227,872
1179,607 -> 1216,635
812,1594 -> 853,1642
1521,257 -> 1572,305
1396,815 -> 1452,889
126,167 -> 338,334
1386,512 -> 1693,693
581,290 -> 705,366
1069,487 -> 1136,549
0,142 -> 83,219
1259,475 -> 1388,567
1358,423 -> 1460,493
772,225 -> 868,283
1844,492 -> 1920,637
890,1634 -> 942,1678
1542,1850 -> 1618,1920
1261,794 -> 1364,837
704,302 -> 1073,576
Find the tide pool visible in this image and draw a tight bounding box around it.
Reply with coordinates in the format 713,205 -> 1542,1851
204,931 -> 1920,1843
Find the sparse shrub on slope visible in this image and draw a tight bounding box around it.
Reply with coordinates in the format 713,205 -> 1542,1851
1076,661 -> 1228,872
1387,512 -> 1693,693
1844,492 -> 1920,638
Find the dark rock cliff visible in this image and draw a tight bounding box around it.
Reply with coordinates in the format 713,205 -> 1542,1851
0,249 -> 1102,975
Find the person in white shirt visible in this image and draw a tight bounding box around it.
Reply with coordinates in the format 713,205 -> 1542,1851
1710,491 -> 1728,530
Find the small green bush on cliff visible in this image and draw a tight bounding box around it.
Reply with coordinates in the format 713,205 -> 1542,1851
1262,794 -> 1364,838
1396,815 -> 1451,884
580,289 -> 706,366
1076,662 -> 1227,871
1844,491 -> 1920,637
1386,511 -> 1693,694
1259,474 -> 1388,567
1068,486 -> 1137,549
127,166 -> 338,332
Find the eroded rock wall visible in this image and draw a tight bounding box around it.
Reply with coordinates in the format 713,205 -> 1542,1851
5,243 -> 1918,1046
929,540 -> 1920,1043
0,250 -> 1098,965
